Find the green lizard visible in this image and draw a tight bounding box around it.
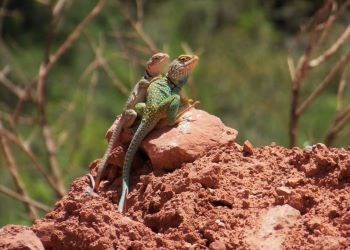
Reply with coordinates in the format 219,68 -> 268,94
93,52 -> 170,191
118,54 -> 199,212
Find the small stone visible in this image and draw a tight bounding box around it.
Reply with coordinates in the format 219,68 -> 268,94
306,217 -> 322,230
209,240 -> 226,250
215,219 -> 225,227
328,206 -> 339,219
286,177 -> 303,188
243,140 -> 254,155
276,186 -> 292,196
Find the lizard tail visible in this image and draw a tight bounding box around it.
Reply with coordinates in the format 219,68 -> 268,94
94,117 -> 124,192
118,118 -> 157,212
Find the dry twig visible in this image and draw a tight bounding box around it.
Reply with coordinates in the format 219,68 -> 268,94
0,120 -> 38,221
0,185 -> 51,212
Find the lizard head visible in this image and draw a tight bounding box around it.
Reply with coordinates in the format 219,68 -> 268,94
167,54 -> 199,85
146,52 -> 170,77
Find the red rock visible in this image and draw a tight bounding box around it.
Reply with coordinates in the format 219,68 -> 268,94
103,108 -> 237,171
142,109 -> 238,170
0,225 -> 44,250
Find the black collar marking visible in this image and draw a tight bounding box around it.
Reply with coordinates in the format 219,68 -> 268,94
166,76 -> 180,91
144,69 -> 152,80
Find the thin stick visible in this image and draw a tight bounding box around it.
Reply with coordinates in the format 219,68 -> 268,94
336,67 -> 348,111
0,66 -> 26,98
0,127 -> 64,197
297,49 -> 350,116
287,54 -> 296,81
325,110 -> 350,146
0,185 -> 51,212
117,0 -> 157,53
39,0 -> 107,78
87,36 -> 129,95
0,121 -> 38,221
309,25 -> 350,68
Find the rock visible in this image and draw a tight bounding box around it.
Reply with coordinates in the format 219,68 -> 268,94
276,186 -> 292,196
243,140 -> 254,155
142,109 -> 238,170
0,225 -> 44,250
103,109 -> 237,171
306,217 -> 323,231
247,205 -> 301,250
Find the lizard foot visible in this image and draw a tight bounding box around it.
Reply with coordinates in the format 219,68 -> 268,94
84,174 -> 99,197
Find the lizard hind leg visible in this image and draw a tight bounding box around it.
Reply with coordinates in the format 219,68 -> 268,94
134,102 -> 146,116
123,109 -> 138,128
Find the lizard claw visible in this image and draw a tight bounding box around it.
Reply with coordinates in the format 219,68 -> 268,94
85,174 -> 99,197
84,186 -> 99,197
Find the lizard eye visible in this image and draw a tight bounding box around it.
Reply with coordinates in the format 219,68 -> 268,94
178,55 -> 190,63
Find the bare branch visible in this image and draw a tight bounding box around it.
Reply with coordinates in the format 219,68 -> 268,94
325,109 -> 350,146
86,36 -> 129,95
36,0 -> 107,196
336,67 -> 348,111
288,0 -> 350,147
309,25 -> 350,68
117,0 -> 158,53
0,66 -> 26,98
0,185 -> 51,212
135,0 -> 144,23
0,120 -> 38,221
39,0 -> 107,82
0,127 -> 64,197
287,54 -> 296,81
297,49 -> 350,116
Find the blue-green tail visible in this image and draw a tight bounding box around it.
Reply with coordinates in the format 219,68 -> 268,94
118,118 -> 157,212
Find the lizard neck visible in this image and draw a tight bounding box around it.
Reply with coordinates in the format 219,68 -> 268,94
166,74 -> 188,92
143,69 -> 154,80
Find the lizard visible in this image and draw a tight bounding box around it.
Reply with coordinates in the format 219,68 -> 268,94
93,52 -> 170,192
117,54 -> 199,212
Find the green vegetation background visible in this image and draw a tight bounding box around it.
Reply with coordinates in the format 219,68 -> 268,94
0,0 -> 348,225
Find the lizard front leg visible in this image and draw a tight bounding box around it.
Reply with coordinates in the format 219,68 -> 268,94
156,94 -> 181,126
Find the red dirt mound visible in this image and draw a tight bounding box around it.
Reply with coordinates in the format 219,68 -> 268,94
1,110 -> 350,249
27,143 -> 349,249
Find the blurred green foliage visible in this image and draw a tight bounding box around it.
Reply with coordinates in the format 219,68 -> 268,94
0,0 -> 349,225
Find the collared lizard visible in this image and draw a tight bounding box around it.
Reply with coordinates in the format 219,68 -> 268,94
118,54 -> 199,212
93,52 -> 170,191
